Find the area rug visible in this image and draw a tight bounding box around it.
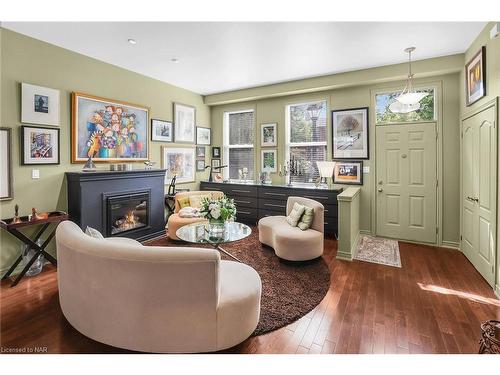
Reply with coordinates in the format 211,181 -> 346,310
354,235 -> 401,268
145,229 -> 330,336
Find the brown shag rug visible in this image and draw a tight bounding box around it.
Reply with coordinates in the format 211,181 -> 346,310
145,227 -> 330,336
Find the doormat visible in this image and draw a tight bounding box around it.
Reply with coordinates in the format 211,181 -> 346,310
354,235 -> 401,268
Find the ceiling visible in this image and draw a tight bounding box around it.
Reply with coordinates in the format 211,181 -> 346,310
2,22 -> 486,95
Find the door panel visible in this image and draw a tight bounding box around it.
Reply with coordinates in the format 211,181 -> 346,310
461,106 -> 496,287
376,123 -> 437,243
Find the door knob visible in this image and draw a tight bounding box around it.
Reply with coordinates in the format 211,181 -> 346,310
401,154 -> 407,158
378,188 -> 383,192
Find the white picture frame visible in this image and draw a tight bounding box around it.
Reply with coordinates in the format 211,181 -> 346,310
196,126 -> 211,145
174,102 -> 196,143
261,149 -> 277,173
0,128 -> 13,201
161,146 -> 195,184
151,119 -> 173,142
261,123 -> 277,147
21,83 -> 60,126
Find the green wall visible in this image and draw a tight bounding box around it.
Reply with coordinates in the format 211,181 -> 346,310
0,29 -> 211,273
211,72 -> 461,246
459,22 -> 500,292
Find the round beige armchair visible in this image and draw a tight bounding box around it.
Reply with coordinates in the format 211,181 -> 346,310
258,196 -> 324,261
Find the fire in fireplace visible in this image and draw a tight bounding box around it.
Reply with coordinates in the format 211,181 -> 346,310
106,191 -> 150,236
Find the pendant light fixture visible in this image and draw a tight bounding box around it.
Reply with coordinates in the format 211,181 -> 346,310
389,47 -> 428,113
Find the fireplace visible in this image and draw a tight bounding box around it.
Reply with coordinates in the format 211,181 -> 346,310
106,191 -> 150,236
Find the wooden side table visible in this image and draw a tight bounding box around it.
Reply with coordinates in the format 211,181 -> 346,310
1,211 -> 68,287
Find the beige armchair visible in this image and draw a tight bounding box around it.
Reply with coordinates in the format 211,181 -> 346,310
258,196 -> 324,261
167,191 -> 224,240
56,220 -> 262,353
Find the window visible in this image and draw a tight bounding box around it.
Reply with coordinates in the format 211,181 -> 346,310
223,110 -> 254,180
285,100 -> 327,184
375,88 -> 436,124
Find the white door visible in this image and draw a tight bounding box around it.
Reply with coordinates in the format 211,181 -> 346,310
376,123 -> 437,243
461,106 -> 496,287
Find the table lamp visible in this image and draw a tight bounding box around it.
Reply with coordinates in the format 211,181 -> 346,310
316,161 -> 336,189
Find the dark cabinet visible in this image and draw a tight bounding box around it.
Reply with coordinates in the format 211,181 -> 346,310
200,181 -> 341,237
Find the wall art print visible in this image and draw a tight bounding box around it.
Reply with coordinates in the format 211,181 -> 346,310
161,147 -> 195,184
21,125 -> 60,165
71,92 -> 149,163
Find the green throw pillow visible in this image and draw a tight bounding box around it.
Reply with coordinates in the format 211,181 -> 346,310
298,206 -> 314,231
178,196 -> 191,208
286,202 -> 306,227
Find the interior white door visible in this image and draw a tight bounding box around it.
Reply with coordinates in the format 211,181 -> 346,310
376,123 -> 437,243
461,106 -> 496,287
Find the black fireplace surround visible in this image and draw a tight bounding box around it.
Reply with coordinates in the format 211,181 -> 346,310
66,169 -> 166,241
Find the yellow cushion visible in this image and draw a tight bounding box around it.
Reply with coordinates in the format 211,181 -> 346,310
189,194 -> 211,209
178,196 -> 191,208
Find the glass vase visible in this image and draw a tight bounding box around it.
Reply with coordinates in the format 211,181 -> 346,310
21,239 -> 45,277
208,219 -> 226,240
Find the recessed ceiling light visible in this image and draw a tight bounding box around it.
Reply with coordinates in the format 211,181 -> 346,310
170,58 -> 179,63
127,39 -> 137,45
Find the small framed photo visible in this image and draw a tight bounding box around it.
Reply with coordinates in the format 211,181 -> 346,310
261,149 -> 277,172
211,159 -> 221,168
261,123 -> 277,147
196,126 -> 211,145
0,128 -> 13,201
21,125 -> 60,165
196,159 -> 206,171
174,102 -> 196,143
212,147 -> 221,158
196,146 -> 206,159
151,119 -> 173,142
465,46 -> 486,106
333,161 -> 363,185
332,107 -> 369,159
22,83 -> 60,126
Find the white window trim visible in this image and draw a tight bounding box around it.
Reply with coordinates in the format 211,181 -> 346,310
285,100 -> 328,186
223,109 -> 255,181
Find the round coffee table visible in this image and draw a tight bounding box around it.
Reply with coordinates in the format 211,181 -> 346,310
176,221 -> 252,262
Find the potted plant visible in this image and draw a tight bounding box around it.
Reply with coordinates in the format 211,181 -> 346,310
199,195 -> 237,238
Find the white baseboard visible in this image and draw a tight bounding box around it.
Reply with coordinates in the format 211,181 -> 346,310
441,241 -> 460,250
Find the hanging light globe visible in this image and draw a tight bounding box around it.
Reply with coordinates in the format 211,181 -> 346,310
389,100 -> 421,114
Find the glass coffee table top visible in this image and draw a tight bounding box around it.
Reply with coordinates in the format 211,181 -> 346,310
176,221 -> 252,262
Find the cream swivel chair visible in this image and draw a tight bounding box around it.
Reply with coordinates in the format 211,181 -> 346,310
258,196 -> 324,261
56,220 -> 262,353
166,190 -> 224,240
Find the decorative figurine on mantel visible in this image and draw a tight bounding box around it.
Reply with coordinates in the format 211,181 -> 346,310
82,151 -> 97,172
12,204 -> 22,224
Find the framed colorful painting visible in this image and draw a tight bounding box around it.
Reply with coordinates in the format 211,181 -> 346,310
21,125 -> 60,165
161,147 -> 195,184
465,46 -> 486,106
71,92 -> 149,163
333,161 -> 363,185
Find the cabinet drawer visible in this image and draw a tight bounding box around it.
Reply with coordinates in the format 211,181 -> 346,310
200,182 -> 225,192
232,196 -> 258,208
258,209 -> 286,220
299,193 -> 337,204
235,207 -> 258,223
259,198 -> 288,212
323,204 -> 338,218
226,185 -> 258,197
260,188 -> 291,199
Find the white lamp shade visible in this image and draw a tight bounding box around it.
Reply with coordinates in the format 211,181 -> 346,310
316,161 -> 336,178
389,100 -> 421,114
396,91 -> 428,105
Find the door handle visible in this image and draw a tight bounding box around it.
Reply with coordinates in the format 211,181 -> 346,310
377,188 -> 383,192
466,196 -> 479,203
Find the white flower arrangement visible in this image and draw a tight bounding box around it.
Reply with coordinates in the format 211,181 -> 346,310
199,195 -> 237,223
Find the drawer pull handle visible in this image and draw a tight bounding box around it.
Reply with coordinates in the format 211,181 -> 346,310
235,200 -> 251,204
265,192 -> 286,196
264,203 -> 286,208
304,195 -> 328,200
239,211 -> 251,215
232,189 -> 251,193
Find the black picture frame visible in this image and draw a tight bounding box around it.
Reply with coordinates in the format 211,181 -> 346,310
196,126 -> 211,145
151,118 -> 173,142
465,46 -> 487,107
333,160 -> 363,185
21,125 -> 60,165
212,147 -> 221,158
332,107 -> 369,160
196,159 -> 206,171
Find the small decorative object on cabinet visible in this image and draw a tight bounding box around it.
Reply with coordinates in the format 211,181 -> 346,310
333,161 -> 363,185
332,107 -> 369,159
316,161 -> 336,189
174,102 -> 196,143
21,125 -> 60,165
151,119 -> 173,142
261,123 -> 277,147
465,46 -> 487,106
0,127 -> 13,200
21,83 -> 60,126
196,126 -> 211,145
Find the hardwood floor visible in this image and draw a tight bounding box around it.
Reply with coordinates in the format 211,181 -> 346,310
1,238 -> 499,354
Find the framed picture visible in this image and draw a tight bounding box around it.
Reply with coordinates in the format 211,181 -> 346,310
332,107 -> 369,159
465,46 -> 486,106
0,128 -> 13,200
21,125 -> 60,165
71,92 -> 149,163
211,159 -> 221,168
212,147 -> 221,158
161,147 -> 195,184
261,149 -> 277,172
151,119 -> 173,142
333,161 -> 363,185
196,126 -> 211,145
174,102 -> 196,143
261,123 -> 277,147
21,83 -> 60,126
196,146 -> 206,159
196,159 -> 206,171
